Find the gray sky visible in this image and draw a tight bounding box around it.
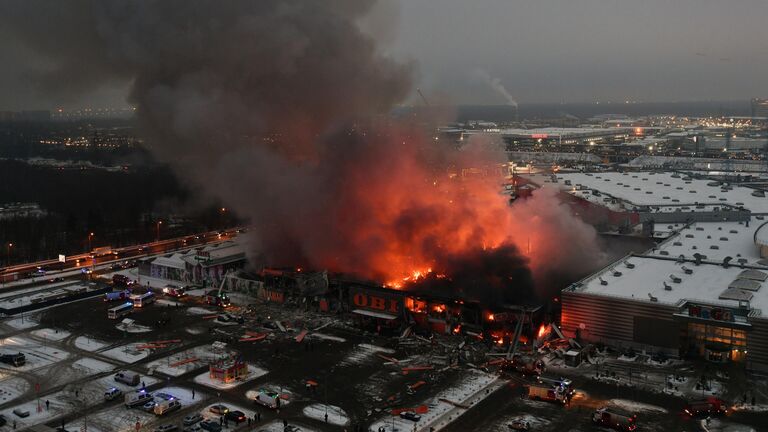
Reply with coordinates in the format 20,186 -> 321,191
3,0 -> 768,109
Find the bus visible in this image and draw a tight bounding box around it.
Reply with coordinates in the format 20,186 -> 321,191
131,291 -> 156,308
108,302 -> 134,319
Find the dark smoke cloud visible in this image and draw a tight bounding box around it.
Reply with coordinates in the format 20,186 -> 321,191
404,244 -> 537,307
2,1 -> 605,300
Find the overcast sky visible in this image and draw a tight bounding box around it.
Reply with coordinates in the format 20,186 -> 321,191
3,0 -> 768,109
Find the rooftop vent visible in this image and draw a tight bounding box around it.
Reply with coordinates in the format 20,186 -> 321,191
738,269 -> 768,282
719,288 -> 754,302
663,282 -> 672,291
681,266 -> 693,275
599,277 -> 607,286
670,274 -> 682,283
613,271 -> 622,277
728,278 -> 761,291
624,261 -> 635,269
648,293 -> 658,302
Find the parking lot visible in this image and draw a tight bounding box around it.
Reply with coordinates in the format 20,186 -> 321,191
0,278 -> 766,432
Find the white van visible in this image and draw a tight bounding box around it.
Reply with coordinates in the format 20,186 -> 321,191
154,399 -> 182,416
115,371 -> 140,386
125,389 -> 153,407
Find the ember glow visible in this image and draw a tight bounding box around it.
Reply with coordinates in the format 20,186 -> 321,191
537,324 -> 548,339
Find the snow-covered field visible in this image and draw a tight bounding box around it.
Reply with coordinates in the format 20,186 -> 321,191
340,343 -> 395,366
2,315 -> 39,329
193,364 -> 268,390
72,357 -> 116,374
307,332 -> 347,343
254,420 -> 319,432
101,343 -> 150,363
369,370 -> 500,432
145,344 -> 226,376
73,335 -> 109,352
610,398 -> 667,414
0,336 -> 70,372
30,327 -> 70,341
115,321 -> 153,333
80,385 -> 206,432
302,403 -> 349,426
188,306 -> 215,315
0,376 -> 29,405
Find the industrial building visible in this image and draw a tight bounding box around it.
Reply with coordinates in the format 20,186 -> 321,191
501,127 -> 632,148
561,217 -> 768,372
139,240 -> 248,287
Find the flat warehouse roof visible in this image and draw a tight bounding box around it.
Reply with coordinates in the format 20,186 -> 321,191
571,255 -> 767,316
551,171 -> 768,213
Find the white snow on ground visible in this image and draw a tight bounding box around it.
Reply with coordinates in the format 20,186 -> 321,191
2,315 -> 39,329
115,321 -> 153,333
0,377 -> 29,405
193,364 -> 268,390
30,327 -> 71,341
155,298 -> 184,307
369,370 -> 500,432
703,418 -> 757,432
0,336 -> 70,372
81,385 -> 206,432
145,344 -> 225,376
186,327 -> 205,334
340,343 -> 395,366
308,332 -> 347,343
610,399 -> 668,414
72,357 -> 116,374
73,335 -> 109,352
188,306 -> 215,315
256,420 -> 319,432
302,403 -> 350,426
101,343 -> 150,363
81,373 -> 160,403
732,403 -> 768,413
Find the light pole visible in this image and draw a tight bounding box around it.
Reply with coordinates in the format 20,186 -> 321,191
6,242 -> 12,266
156,221 -> 162,242
88,232 -> 94,252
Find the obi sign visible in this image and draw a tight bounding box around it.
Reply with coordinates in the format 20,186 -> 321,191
688,304 -> 734,322
350,287 -> 401,315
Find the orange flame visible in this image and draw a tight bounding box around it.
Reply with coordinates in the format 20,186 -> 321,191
537,324 -> 547,339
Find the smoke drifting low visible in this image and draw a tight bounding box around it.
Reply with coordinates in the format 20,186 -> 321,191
2,1 -> 604,301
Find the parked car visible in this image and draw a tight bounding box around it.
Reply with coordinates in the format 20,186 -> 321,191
399,411 -> 421,422
183,414 -> 204,426
199,421 -> 222,432
209,404 -> 229,415
224,410 -> 246,423
142,400 -> 158,412
153,425 -> 178,432
114,371 -> 140,386
182,426 -> 202,432
104,387 -> 123,401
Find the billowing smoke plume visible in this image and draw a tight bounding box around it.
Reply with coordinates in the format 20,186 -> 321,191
472,69 -> 519,108
1,1 -> 603,300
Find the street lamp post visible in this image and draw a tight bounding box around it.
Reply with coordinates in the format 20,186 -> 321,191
156,221 -> 162,242
88,232 -> 94,252
6,242 -> 12,267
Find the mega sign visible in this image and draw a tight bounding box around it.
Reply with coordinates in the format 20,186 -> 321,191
687,304 -> 734,322
350,287 -> 402,315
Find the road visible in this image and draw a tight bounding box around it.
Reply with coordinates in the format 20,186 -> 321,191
0,228 -> 241,284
